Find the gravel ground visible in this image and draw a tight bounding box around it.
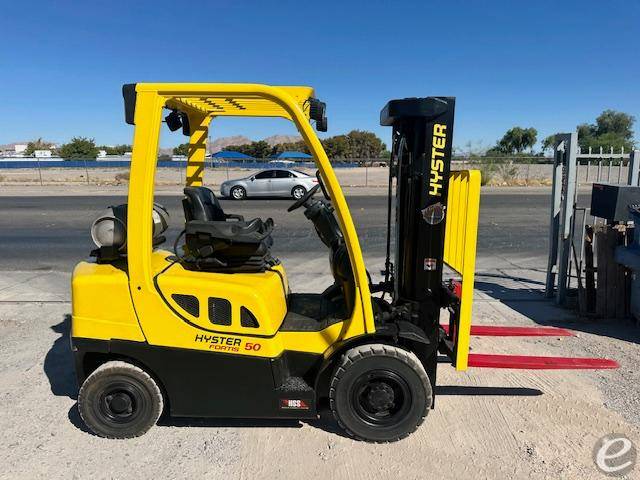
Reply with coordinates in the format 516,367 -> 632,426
0,260 -> 639,479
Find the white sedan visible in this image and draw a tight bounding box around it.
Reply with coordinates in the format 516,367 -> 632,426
220,169 -> 318,200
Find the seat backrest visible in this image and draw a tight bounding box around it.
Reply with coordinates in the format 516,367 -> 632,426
183,186 -> 226,222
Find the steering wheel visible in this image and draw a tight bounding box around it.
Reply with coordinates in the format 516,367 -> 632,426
288,183 -> 321,212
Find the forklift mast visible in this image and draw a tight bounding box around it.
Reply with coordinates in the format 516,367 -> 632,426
381,97 -> 456,330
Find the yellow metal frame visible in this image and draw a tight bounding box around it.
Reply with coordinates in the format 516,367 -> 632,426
72,83 -> 481,372
443,170 -> 481,370
120,83 -> 374,356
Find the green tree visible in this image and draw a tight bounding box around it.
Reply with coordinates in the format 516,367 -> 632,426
58,137 -> 99,160
24,138 -> 55,157
250,140 -> 271,158
322,135 -> 350,158
173,143 -> 190,156
222,140 -> 272,158
99,144 -> 132,155
496,127 -> 538,154
542,134 -> 560,153
345,130 -> 387,158
271,140 -> 310,156
223,144 -> 254,156
595,110 -> 634,139
577,110 -> 636,152
222,130 -> 386,161
345,130 -> 386,158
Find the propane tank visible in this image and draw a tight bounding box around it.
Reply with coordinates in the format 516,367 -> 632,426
90,203 -> 169,253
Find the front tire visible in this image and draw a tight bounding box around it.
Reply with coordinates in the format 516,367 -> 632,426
78,361 -> 163,439
291,185 -> 306,199
329,344 -> 432,442
230,186 -> 246,200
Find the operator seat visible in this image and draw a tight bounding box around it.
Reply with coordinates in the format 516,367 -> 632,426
183,186 -> 241,223
179,186 -> 277,273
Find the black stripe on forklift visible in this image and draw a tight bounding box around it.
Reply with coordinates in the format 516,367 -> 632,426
73,337 -> 321,418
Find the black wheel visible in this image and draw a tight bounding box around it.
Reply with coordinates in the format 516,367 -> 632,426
329,344 -> 432,442
230,186 -> 246,200
78,361 -> 163,439
291,185 -> 306,200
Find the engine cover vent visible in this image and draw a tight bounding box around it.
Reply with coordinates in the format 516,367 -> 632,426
172,294 -> 199,318
209,297 -> 232,325
240,306 -> 259,328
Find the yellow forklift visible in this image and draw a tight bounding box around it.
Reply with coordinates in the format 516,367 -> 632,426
71,83 -> 617,441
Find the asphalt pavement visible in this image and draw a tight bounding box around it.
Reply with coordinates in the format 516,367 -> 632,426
0,190 -> 589,272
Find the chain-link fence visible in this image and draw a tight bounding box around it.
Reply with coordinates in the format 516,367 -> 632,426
0,155 -> 635,188
0,158 -> 392,188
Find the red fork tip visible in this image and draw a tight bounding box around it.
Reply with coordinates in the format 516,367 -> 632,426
467,353 -> 619,370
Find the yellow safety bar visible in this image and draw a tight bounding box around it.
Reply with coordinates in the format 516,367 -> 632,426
443,170 -> 481,370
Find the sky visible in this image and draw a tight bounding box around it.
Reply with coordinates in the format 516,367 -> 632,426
1,0 -> 639,151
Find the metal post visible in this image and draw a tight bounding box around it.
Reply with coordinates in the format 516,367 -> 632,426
556,133 -> 578,304
83,158 -> 90,185
546,132 -> 578,304
628,150 -> 640,186
545,141 -> 565,297
618,160 -> 623,183
36,157 -> 43,187
586,161 -> 590,182
597,161 -> 602,181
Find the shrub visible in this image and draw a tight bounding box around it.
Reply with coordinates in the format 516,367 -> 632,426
58,137 -> 100,160
115,172 -> 130,184
476,163 -> 497,186
496,161 -> 519,184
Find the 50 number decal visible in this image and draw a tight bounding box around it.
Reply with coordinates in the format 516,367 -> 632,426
245,342 -> 262,351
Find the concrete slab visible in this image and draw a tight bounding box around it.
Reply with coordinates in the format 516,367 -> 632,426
0,271 -> 69,302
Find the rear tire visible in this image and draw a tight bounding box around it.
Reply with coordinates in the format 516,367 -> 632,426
78,361 -> 163,439
329,344 -> 431,442
231,186 -> 246,200
291,186 -> 306,199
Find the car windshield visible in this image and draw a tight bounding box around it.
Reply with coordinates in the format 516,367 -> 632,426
293,170 -> 309,177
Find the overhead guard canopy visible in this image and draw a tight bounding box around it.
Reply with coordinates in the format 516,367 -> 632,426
122,83 -> 317,125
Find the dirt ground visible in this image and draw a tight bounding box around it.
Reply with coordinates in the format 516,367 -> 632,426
0,166 -> 389,188
0,163 -> 555,188
1,257 -> 639,479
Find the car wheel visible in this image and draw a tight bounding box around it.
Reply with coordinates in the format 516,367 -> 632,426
78,360 -> 164,439
292,186 -> 306,199
231,186 -> 246,200
330,344 -> 432,442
